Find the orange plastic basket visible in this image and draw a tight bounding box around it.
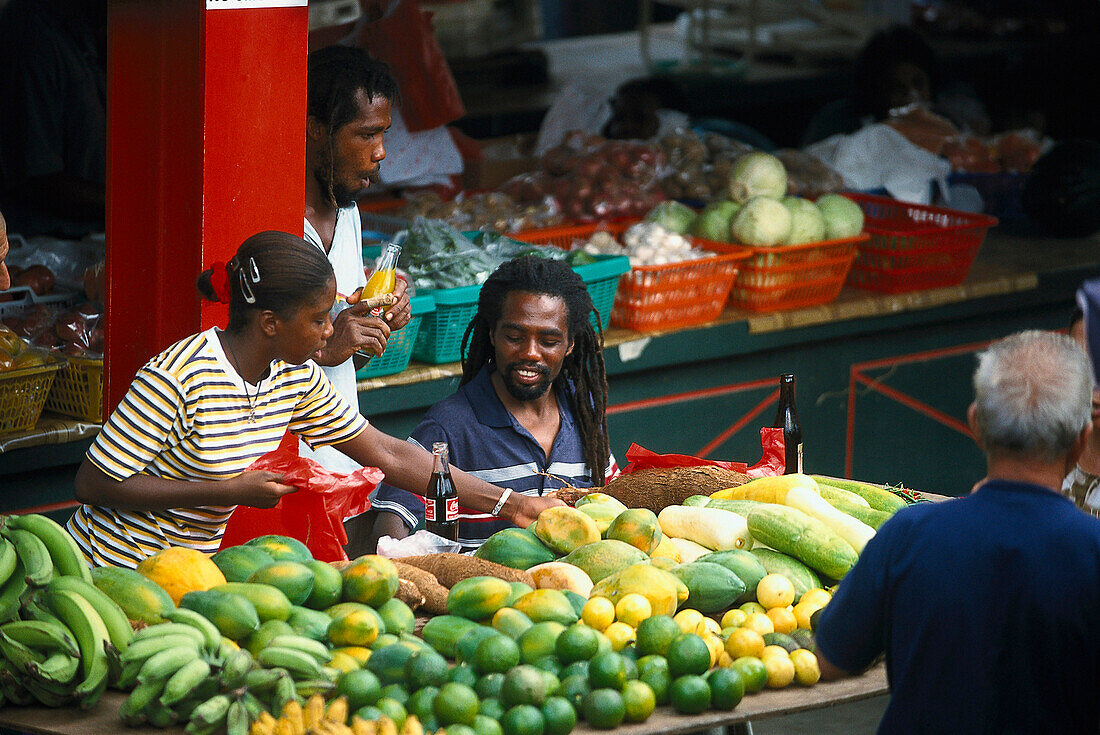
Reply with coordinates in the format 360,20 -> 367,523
510,222 -> 752,332
718,235 -> 864,312
842,193 -> 998,293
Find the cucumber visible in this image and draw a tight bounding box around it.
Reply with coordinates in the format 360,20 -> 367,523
702,498 -> 766,517
746,504 -> 858,581
811,476 -> 908,514
818,485 -> 892,530
748,548 -> 822,603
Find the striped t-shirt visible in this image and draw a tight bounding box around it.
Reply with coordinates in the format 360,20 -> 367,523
67,328 -> 367,568
372,365 -> 618,550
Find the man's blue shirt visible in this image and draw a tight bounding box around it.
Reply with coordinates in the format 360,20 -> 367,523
816,479 -> 1100,734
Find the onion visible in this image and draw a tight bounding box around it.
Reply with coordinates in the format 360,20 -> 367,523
728,151 -> 788,203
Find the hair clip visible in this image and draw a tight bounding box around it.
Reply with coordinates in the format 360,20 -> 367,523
239,269 -> 256,304
246,257 -> 261,284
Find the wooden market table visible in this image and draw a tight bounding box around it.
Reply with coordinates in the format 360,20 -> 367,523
0,663 -> 887,735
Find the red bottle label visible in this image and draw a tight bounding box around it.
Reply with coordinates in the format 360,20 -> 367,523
424,497 -> 436,522
446,497 -> 459,521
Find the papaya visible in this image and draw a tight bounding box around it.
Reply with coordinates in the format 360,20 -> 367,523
341,555 -> 399,607
511,589 -> 580,626
447,576 -> 514,621
492,607 -> 535,639
179,589 -> 261,641
242,619 -> 294,657
474,528 -> 558,570
136,546 -> 227,605
605,508 -> 663,554
561,590 -> 588,619
303,559 -> 343,609
454,626 -> 504,664
377,598 -> 416,635
90,565 -> 175,624
365,641 -> 421,685
697,549 -> 767,605
212,545 -> 276,583
526,562 -> 594,597
749,548 -> 822,603
327,606 -> 382,648
506,582 -> 535,607
589,563 -> 682,617
649,556 -> 679,571
421,615 -> 480,658
561,540 -> 648,583
244,535 -> 313,563
211,582 -> 292,623
248,560 -> 315,606
574,502 -> 622,535
649,536 -> 681,564
574,494 -> 627,513
287,605 -> 333,641
669,561 -> 746,614
533,507 -> 601,555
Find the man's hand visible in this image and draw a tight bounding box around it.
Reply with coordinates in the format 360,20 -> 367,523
384,278 -> 412,332
504,493 -> 566,528
316,296 -> 392,365
227,471 -> 298,508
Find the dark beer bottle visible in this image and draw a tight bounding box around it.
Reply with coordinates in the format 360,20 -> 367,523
425,442 -> 459,541
773,373 -> 803,475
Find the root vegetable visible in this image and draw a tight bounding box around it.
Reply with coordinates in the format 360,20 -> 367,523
398,553 -> 536,589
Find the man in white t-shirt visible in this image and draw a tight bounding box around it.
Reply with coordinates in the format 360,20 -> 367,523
303,46 -> 412,555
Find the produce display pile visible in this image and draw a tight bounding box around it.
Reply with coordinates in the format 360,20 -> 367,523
0,469 -> 911,735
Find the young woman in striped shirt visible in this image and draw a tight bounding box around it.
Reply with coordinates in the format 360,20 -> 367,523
67,231 -> 563,567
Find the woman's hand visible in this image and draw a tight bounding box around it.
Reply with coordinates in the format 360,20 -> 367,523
227,471 -> 298,508
317,300 -> 392,364
382,277 -> 413,332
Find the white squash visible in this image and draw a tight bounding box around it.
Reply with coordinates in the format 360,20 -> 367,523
784,484 -> 875,553
667,537 -> 712,563
527,562 -> 594,597
657,505 -> 753,551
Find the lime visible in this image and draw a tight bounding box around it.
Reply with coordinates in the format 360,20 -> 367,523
500,704 -> 545,735
376,697 -> 407,729
475,672 -> 505,700
621,680 -> 656,722
730,656 -> 768,693
666,633 -> 711,678
540,670 -> 562,698
555,624 -> 600,664
580,597 -> 615,631
404,649 -> 449,690
638,660 -> 671,706
354,706 -> 382,722
559,661 -> 589,681
531,655 -> 563,676
501,664 -> 550,708
406,685 -> 439,722
540,696 -> 577,735
446,725 -> 477,735
449,663 -> 479,687
635,615 -> 681,657
475,634 -> 521,674
558,673 -> 590,710
621,654 -> 638,682
739,601 -> 766,616
478,698 -> 505,720
669,674 -> 711,714
434,682 -> 480,726
593,630 -> 613,657
581,688 -> 625,729
421,715 -> 440,733
380,683 -> 409,705
473,714 -> 504,735
519,622 -> 566,665
707,668 -> 744,710
335,668 -> 382,711
587,651 -> 626,690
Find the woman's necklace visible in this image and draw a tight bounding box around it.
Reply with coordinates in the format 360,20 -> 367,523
224,336 -> 263,423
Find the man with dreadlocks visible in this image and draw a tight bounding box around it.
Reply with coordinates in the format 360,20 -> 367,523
303,45 -> 413,554
373,256 -> 615,552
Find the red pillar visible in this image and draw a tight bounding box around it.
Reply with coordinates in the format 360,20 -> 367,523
105,0 -> 308,413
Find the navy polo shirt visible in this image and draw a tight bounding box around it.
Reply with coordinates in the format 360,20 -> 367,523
373,366 -> 615,550
815,479 -> 1100,734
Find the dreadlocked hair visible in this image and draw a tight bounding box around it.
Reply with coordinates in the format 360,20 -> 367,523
307,46 -> 399,205
460,256 -> 611,487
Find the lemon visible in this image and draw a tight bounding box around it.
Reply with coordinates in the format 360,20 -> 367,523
701,634 -> 724,667
789,649 -> 821,686
603,622 -> 636,652
724,627 -> 765,660
756,574 -> 796,609
720,609 -> 748,629
581,597 -> 616,632
799,588 -> 832,608
761,645 -> 790,662
763,653 -> 795,689
716,651 -> 734,668
793,600 -> 825,630
614,594 -> 652,628
739,601 -> 766,616
698,616 -> 722,637
766,606 -> 797,635
742,612 -> 775,637
673,609 -> 704,634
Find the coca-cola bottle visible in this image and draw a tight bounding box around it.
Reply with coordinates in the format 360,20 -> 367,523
425,442 -> 459,541
773,374 -> 803,474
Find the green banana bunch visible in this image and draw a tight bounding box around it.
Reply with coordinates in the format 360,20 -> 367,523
0,513 -> 93,583
0,527 -> 53,588
43,588 -> 112,709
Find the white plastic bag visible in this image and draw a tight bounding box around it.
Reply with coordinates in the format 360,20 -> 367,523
377,529 -> 462,558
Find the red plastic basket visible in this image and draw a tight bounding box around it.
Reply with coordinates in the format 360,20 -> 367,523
842,193 -> 998,293
510,222 -> 751,332
717,235 -> 864,312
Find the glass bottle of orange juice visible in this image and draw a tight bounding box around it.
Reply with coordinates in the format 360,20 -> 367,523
361,242 -> 402,318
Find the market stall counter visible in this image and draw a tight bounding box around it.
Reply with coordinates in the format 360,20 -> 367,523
0,663 -> 888,735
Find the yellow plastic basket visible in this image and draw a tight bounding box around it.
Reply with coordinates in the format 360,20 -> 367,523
45,354 -> 104,423
0,359 -> 65,435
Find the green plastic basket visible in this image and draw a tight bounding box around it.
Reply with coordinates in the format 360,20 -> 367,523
354,294 -> 435,379
412,253 -> 631,365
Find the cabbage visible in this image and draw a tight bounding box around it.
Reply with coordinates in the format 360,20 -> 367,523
731,196 -> 792,247
728,151 -> 788,203
644,201 -> 697,235
816,194 -> 865,239
691,200 -> 741,242
780,196 -> 825,244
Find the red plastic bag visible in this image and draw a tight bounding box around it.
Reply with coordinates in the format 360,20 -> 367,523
356,0 -> 465,133
620,427 -> 786,478
219,434 -> 384,562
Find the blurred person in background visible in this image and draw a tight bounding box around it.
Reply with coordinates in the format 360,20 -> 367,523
1065,293 -> 1100,518
814,329 -> 1100,734
0,210 -> 10,289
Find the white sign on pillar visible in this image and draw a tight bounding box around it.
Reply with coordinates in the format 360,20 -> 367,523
206,0 -> 307,8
